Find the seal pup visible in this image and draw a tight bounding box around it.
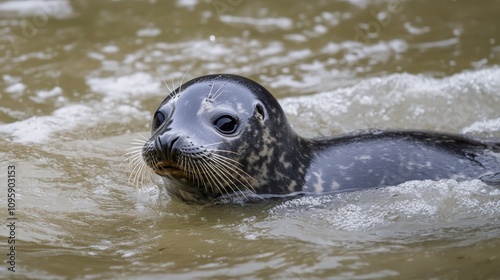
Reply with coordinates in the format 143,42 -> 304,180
137,74 -> 500,203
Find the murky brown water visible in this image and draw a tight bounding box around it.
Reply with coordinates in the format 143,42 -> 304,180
1,0 -> 500,279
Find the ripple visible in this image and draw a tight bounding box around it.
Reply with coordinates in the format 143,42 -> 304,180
267,179 -> 500,242
280,67 -> 500,137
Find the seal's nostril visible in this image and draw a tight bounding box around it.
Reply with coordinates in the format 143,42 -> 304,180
154,137 -> 166,160
170,136 -> 179,148
156,136 -> 162,148
167,136 -> 180,161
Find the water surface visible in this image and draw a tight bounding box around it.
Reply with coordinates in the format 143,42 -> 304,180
1,0 -> 499,279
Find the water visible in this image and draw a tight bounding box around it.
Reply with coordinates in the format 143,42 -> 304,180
1,0 -> 500,279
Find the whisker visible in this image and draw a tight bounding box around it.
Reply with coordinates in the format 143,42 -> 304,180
170,76 -> 176,98
133,161 -> 143,186
209,155 -> 255,194
191,156 -> 208,192
213,89 -> 227,101
188,157 -> 206,192
163,79 -> 172,93
122,136 -> 158,188
207,158 -> 247,199
124,149 -> 144,156
210,153 -> 246,167
125,145 -> 146,152
212,83 -> 226,101
181,155 -> 195,184
134,133 -> 149,141
130,155 -> 146,185
153,67 -> 173,96
182,154 -> 244,200
194,161 -> 209,193
126,155 -> 144,169
203,158 -> 233,198
195,161 -> 204,190
129,141 -> 147,147
123,148 -> 141,169
201,141 -> 223,147
209,149 -> 241,155
198,159 -> 223,196
208,83 -> 215,100
184,157 -> 193,183
179,67 -> 191,93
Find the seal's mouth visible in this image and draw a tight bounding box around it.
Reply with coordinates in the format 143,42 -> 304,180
152,162 -> 185,176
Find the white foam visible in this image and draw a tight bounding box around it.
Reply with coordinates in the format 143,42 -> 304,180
0,0 -> 73,19
87,52 -> 106,61
86,72 -> 161,102
5,82 -> 26,93
341,39 -> 409,64
257,41 -> 284,56
0,72 -> 162,143
220,15 -> 293,30
267,74 -> 322,89
136,28 -> 162,37
0,104 -> 94,143
36,86 -> 62,99
415,38 -> 459,49
177,0 -> 199,7
280,67 -> 500,137
2,74 -> 21,84
0,102 -> 149,144
462,118 -> 500,134
269,179 -> 500,233
101,45 -> 120,54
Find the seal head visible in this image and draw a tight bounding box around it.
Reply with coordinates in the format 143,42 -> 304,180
142,74 -> 308,203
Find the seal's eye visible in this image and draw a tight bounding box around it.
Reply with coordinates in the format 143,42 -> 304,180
213,115 -> 238,134
152,103 -> 174,130
153,111 -> 165,130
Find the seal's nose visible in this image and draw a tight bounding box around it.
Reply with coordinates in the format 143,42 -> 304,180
155,134 -> 180,162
